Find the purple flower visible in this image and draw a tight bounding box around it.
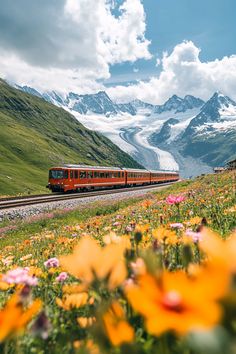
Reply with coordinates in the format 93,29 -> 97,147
56,272 -> 68,283
44,257 -> 59,268
3,267 -> 38,286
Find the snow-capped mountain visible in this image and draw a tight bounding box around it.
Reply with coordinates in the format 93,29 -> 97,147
15,85 -> 42,98
130,99 -> 154,115
13,82 -> 236,177
154,95 -> 204,114
150,92 -> 236,172
16,86 -> 137,116
183,92 -> 236,137
65,91 -> 137,116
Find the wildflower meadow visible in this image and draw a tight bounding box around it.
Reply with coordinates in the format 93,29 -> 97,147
0,171 -> 236,354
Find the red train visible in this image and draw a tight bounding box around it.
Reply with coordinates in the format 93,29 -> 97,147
47,164 -> 179,192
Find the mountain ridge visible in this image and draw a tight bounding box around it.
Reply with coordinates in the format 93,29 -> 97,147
0,79 -> 142,195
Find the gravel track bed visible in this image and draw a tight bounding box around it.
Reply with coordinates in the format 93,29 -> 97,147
0,185 -> 169,223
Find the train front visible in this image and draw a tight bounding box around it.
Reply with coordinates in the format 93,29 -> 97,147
47,167 -> 68,192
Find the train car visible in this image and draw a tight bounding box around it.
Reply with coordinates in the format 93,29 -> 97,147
47,164 -> 179,192
150,170 -> 179,184
47,165 -> 125,192
125,168 -> 151,186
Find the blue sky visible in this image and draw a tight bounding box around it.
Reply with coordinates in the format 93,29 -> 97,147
0,0 -> 236,103
108,0 -> 236,85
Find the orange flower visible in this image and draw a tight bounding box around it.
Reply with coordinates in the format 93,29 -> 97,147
200,228 -> 236,274
198,228 -> 236,296
56,293 -> 88,311
103,302 -> 134,346
77,316 -> 96,328
60,236 -> 127,289
142,200 -> 153,209
73,339 -> 100,354
126,270 -> 222,336
0,294 -> 41,342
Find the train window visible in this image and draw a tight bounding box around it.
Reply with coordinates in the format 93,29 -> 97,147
64,170 -> 68,179
94,172 -> 99,178
100,172 -> 105,178
122,172 -> 124,178
70,171 -> 73,179
74,171 -> 78,179
80,171 -> 86,179
49,170 -> 64,179
118,172 -> 120,178
88,171 -> 93,179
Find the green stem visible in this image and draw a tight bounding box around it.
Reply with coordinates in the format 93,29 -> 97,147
159,335 -> 169,354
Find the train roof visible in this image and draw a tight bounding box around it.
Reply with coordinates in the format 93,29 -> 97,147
50,165 -> 179,174
123,168 -> 150,173
149,170 -> 179,174
56,164 -> 123,171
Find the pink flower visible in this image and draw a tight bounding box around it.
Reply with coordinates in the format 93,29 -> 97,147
166,194 -> 185,205
112,221 -> 121,227
56,272 -> 68,283
125,225 -> 133,233
44,257 -> 59,268
170,223 -> 184,229
116,215 -> 122,220
3,267 -> 38,286
186,229 -> 202,243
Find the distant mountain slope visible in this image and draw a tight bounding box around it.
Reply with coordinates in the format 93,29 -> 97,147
150,92 -> 236,172
0,79 -> 142,195
180,92 -> 236,166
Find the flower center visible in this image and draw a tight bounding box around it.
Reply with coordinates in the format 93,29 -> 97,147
162,291 -> 183,312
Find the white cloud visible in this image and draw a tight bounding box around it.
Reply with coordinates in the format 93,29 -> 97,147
107,41 -> 236,104
0,0 -> 151,93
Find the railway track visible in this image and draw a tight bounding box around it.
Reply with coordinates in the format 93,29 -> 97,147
0,183 -> 174,211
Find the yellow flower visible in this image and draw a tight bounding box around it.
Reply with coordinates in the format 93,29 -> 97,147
27,267 -> 43,278
103,232 -> 131,249
103,302 -> 134,346
126,270 -> 222,336
135,224 -> 150,234
188,217 -> 202,225
153,227 -> 178,245
19,254 -> 33,262
225,205 -> 236,213
60,236 -> 127,289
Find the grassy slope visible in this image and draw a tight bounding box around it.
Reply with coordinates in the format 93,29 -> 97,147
0,79 -> 142,195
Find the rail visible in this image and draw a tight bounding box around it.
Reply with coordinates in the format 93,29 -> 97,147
0,182 -> 176,211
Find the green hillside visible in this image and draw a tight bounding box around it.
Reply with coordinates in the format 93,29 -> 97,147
0,79 -> 142,196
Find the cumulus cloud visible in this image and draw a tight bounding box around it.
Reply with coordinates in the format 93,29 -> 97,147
107,41 -> 236,104
0,0 -> 151,92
